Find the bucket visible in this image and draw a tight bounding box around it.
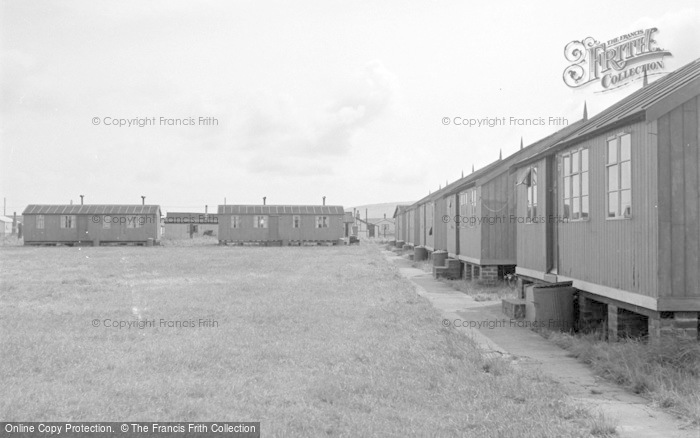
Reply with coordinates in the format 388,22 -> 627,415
414,246 -> 428,261
432,250 -> 448,267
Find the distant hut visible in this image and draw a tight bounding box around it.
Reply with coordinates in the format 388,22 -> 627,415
392,206 -> 407,245
164,212 -> 218,238
22,204 -> 161,246
368,215 -> 395,238
217,204 -> 345,245
0,216 -> 13,236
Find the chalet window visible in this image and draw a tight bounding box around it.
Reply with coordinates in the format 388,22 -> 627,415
316,216 -> 329,228
60,215 -> 75,229
606,133 -> 631,218
230,216 -> 241,228
459,189 -> 477,220
36,215 -> 44,229
293,215 -> 300,228
127,216 -> 143,228
459,192 -> 467,218
254,216 -> 267,228
562,148 -> 589,220
526,166 -> 538,219
469,189 -> 477,217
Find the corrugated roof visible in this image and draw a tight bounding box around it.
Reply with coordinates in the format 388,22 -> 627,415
393,205 -> 407,218
368,218 -> 394,224
22,205 -> 161,215
554,58 -> 700,145
217,205 -> 344,215
511,59 -> 700,167
166,212 -> 218,219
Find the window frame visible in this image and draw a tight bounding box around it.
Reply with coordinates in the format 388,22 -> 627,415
526,166 -> 538,221
426,202 -> 434,229
253,215 -> 268,228
127,216 -> 143,229
316,216 -> 329,228
36,215 -> 45,229
606,132 -> 632,220
562,147 -> 589,221
469,189 -> 477,217
459,192 -> 467,219
60,215 -> 76,229
230,216 -> 241,229
293,215 -> 301,229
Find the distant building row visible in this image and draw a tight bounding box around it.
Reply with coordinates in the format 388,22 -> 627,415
21,203 -> 349,246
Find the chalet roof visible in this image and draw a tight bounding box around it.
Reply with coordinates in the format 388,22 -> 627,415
218,205 -> 344,215
368,217 -> 394,225
393,205 -> 406,218
525,58 -> 700,163
166,212 -> 219,219
440,158 -> 506,198
565,58 -> 700,140
23,205 -> 161,215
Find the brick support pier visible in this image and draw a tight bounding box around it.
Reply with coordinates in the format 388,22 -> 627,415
477,265 -> 498,286
607,304 -> 619,341
463,263 -> 473,281
578,294 -> 607,333
649,312 -> 699,342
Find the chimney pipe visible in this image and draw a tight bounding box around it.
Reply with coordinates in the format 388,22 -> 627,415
141,196 -> 145,205
263,196 -> 266,205
80,195 -> 84,205
205,205 -> 208,214
322,196 -> 326,206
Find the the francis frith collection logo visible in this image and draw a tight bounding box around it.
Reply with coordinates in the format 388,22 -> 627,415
563,28 -> 672,91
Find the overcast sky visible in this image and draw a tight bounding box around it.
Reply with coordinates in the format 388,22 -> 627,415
1,0 -> 698,214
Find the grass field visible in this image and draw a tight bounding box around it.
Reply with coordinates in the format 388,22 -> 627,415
1,244 -> 604,437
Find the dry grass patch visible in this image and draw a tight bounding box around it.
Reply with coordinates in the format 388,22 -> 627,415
160,236 -> 220,247
0,235 -> 23,247
440,278 -> 516,302
411,259 -> 432,273
547,331 -> 700,426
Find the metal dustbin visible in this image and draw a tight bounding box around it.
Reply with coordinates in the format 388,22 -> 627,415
432,250 -> 448,268
146,238 -> 154,247
414,246 -> 428,261
396,240 -> 405,249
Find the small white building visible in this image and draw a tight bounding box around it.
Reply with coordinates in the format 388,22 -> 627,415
0,216 -> 14,236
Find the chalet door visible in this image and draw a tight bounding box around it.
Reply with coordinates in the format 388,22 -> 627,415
77,215 -> 89,243
454,195 -> 460,255
268,216 -> 279,241
546,156 -> 558,274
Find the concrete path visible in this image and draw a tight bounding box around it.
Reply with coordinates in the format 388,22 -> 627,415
383,249 -> 698,438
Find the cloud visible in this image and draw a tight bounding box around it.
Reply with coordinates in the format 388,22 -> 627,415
626,8 -> 700,70
236,60 -> 399,174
